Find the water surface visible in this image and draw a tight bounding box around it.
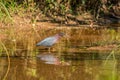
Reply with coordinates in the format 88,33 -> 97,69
0,52 -> 120,80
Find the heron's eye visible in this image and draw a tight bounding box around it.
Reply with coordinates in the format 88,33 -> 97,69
59,32 -> 65,36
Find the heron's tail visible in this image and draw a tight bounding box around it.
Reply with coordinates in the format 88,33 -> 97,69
36,42 -> 41,46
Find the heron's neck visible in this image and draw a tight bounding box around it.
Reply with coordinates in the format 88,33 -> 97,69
55,34 -> 61,39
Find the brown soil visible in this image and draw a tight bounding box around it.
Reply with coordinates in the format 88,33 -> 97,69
87,44 -> 118,51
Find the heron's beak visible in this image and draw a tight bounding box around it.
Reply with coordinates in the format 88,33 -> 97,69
64,34 -> 70,38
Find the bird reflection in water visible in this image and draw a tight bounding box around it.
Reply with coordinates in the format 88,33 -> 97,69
37,54 -> 70,66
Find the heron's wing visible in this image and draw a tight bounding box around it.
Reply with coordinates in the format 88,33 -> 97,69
36,37 -> 57,47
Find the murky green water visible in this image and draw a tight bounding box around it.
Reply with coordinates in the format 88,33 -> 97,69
0,52 -> 120,80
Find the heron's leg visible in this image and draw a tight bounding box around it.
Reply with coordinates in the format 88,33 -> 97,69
48,47 -> 51,53
51,47 -> 55,52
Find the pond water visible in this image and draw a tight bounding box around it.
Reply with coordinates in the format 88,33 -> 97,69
0,52 -> 120,80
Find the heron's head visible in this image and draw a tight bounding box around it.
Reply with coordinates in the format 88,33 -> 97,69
58,32 -> 65,37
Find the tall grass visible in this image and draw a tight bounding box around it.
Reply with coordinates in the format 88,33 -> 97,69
0,0 -> 39,56
0,0 -> 13,22
0,40 -> 10,80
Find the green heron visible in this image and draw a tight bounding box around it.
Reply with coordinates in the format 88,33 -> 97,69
36,32 -> 65,52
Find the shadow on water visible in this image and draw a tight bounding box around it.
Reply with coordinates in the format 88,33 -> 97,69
0,51 -> 120,80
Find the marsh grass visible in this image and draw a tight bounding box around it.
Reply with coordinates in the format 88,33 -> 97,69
0,40 -> 10,80
102,49 -> 118,80
0,1 -> 13,23
0,0 -> 40,56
